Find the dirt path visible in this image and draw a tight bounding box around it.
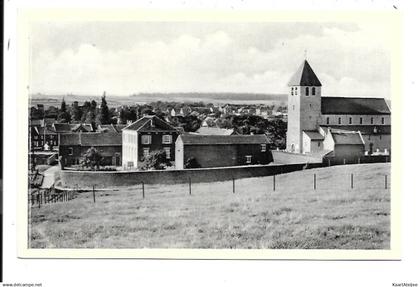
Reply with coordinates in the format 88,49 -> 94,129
40,166 -> 60,189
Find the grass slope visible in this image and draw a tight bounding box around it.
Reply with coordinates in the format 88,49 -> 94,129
30,163 -> 390,249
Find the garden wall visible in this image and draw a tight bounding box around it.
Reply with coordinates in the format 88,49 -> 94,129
59,163 -> 323,189
271,150 -> 323,164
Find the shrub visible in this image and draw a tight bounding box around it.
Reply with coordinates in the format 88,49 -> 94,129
81,147 -> 103,170
185,157 -> 201,169
139,150 -> 172,170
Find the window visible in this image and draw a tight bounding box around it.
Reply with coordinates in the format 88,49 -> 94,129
371,117 -> 374,124
312,87 -> 316,95
261,144 -> 266,152
338,117 -> 342,125
349,117 -> 352,124
305,87 -> 309,96
68,147 -> 73,155
317,142 -> 321,147
141,135 -> 151,144
326,117 -> 330,125
291,87 -> 294,95
162,134 -> 172,144
143,148 -> 150,157
245,155 -> 252,164
379,135 -> 382,140
381,117 -> 385,124
164,147 -> 171,159
360,117 -> 363,124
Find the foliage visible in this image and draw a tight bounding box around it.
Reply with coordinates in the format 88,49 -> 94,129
97,93 -> 112,125
167,115 -> 202,132
81,147 -> 103,170
139,150 -> 171,170
218,115 -> 287,149
70,101 -> 83,122
185,157 -> 201,169
57,98 -> 71,123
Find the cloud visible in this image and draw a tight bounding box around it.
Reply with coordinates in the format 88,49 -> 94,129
30,22 -> 390,98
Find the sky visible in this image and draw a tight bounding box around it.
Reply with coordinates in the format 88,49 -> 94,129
29,21 -> 391,98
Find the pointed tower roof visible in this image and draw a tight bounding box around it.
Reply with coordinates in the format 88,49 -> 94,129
288,60 -> 322,87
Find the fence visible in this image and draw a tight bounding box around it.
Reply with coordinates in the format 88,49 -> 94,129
323,155 -> 390,166
69,171 -> 390,204
29,187 -> 78,208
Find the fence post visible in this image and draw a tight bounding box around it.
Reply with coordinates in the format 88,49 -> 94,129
313,174 -> 316,190
38,190 -> 41,209
93,185 -> 96,203
351,173 -> 354,189
328,159 -> 331,167
189,177 -> 192,195
273,175 -> 276,191
343,158 -> 346,165
385,175 -> 388,189
358,157 -> 361,164
232,178 -> 235,194
142,182 -> 145,199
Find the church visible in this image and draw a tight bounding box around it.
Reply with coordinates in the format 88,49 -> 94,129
286,60 -> 391,159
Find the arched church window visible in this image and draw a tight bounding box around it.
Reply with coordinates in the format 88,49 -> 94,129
338,117 -> 342,125
312,87 -> 316,95
326,117 -> 330,125
305,87 -> 309,96
291,87 -> 294,95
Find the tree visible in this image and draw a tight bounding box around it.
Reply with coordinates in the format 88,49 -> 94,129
57,98 -> 71,123
139,150 -> 171,170
71,101 -> 83,122
97,92 -> 111,124
81,147 -> 103,170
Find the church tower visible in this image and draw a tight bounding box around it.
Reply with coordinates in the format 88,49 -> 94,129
286,60 -> 322,153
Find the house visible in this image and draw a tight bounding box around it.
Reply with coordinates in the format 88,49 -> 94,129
323,129 -> 365,160
97,124 -> 127,133
29,126 -> 59,151
53,123 -> 94,133
58,132 -> 122,166
175,134 -> 272,169
170,108 -> 184,117
286,59 -> 391,157
196,127 -> 235,135
122,115 -> 179,169
201,116 -> 216,127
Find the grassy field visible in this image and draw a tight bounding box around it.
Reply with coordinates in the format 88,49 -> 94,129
30,163 -> 390,249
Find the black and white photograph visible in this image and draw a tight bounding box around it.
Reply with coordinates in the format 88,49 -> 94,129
5,1 -> 420,286
23,16 -> 397,252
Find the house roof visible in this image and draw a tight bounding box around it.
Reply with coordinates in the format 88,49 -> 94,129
196,127 -> 235,136
179,134 -> 271,145
53,123 -> 93,133
288,60 -> 322,87
330,130 -> 364,145
97,124 -> 127,133
303,130 -> 324,140
35,126 -> 57,135
321,97 -> 391,115
320,125 -> 391,135
59,133 -> 122,146
123,115 -> 177,132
